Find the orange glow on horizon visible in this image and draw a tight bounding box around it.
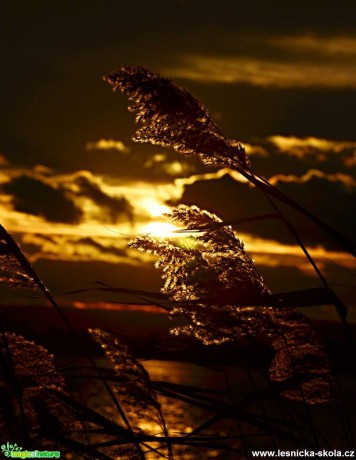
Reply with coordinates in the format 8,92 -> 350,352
72,301 -> 164,314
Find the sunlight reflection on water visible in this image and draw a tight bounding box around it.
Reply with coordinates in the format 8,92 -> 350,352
70,358 -> 356,460
142,360 -> 242,460
76,359 -> 245,459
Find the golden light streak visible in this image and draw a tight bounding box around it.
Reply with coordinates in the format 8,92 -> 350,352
241,232 -> 356,273
138,221 -> 182,237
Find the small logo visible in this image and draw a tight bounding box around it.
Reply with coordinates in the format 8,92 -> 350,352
1,443 -> 60,458
1,443 -> 22,458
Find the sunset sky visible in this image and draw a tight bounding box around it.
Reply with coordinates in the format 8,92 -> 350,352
1,1 -> 355,319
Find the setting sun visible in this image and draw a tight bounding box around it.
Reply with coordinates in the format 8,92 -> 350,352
139,221 -> 181,237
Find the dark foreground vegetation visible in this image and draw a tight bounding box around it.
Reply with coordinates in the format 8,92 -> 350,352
0,67 -> 355,459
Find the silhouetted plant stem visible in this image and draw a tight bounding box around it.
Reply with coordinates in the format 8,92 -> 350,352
236,168 -> 356,257
0,224 -> 146,459
256,185 -> 353,342
0,224 -> 71,329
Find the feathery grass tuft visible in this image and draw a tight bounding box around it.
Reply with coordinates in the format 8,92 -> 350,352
89,328 -> 173,459
104,66 -> 250,169
130,205 -> 333,404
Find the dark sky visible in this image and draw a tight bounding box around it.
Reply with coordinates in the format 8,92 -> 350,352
2,0 -> 356,169
1,1 -> 355,316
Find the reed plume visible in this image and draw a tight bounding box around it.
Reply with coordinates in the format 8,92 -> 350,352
131,205 -> 332,404
104,66 -> 250,170
89,328 -> 172,459
0,237 -> 38,291
0,332 -> 76,446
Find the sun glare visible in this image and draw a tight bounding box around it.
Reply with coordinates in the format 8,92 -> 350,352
140,221 -> 182,237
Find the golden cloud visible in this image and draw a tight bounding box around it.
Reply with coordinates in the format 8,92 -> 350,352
86,139 -> 130,153
269,169 -> 356,187
267,35 -> 356,57
268,136 -> 356,157
167,51 -> 356,88
20,233 -> 144,266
